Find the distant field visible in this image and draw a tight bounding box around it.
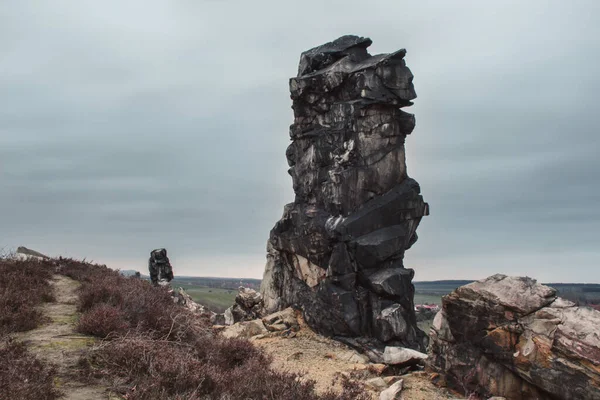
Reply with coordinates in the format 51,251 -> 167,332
174,284 -> 236,313
414,293 -> 443,305
172,277 -> 260,291
171,279 -> 600,313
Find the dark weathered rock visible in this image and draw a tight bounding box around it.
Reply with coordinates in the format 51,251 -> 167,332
429,274 -> 600,400
260,35 -> 429,351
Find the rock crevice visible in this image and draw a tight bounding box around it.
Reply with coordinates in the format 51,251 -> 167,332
260,35 -> 428,350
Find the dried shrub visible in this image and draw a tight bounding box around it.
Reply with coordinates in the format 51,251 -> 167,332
77,304 -> 129,338
74,272 -> 199,341
0,339 -> 61,400
63,259 -> 370,399
0,257 -> 56,336
84,335 -> 369,400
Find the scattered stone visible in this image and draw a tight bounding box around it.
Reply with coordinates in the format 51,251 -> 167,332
368,363 -> 388,375
379,379 -> 403,400
365,377 -> 388,391
221,319 -> 267,339
16,246 -> 50,260
260,35 -> 428,350
429,274 -> 600,400
382,346 -> 427,366
383,376 -> 402,386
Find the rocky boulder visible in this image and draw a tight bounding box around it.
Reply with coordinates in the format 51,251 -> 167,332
262,307 -> 299,332
260,34 -> 429,351
224,287 -> 264,325
379,379 -> 403,400
429,274 -> 600,400
15,246 -> 50,260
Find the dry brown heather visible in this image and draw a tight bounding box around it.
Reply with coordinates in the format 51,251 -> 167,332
3,256 -> 371,400
0,256 -> 61,399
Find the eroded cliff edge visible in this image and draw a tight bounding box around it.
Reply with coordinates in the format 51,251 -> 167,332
260,35 -> 429,351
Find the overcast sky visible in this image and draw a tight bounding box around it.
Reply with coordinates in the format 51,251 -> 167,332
1,1 -> 599,282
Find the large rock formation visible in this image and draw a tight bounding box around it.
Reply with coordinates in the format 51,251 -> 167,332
260,35 -> 429,351
429,274 -> 600,400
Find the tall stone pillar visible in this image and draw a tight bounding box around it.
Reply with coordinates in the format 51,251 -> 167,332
261,35 -> 429,350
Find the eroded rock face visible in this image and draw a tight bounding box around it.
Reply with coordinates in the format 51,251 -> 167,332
429,274 -> 600,400
260,35 -> 428,350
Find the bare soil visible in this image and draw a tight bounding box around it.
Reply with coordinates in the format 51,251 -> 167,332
253,317 -> 462,399
13,275 -> 117,400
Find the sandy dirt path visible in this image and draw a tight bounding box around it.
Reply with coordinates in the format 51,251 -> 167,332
14,275 -> 115,400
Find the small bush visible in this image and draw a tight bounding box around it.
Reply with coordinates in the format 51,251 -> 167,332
77,304 -> 129,338
0,339 -> 61,400
66,261 -> 204,341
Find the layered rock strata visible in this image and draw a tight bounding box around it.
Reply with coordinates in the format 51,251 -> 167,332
260,35 -> 429,350
429,275 -> 600,400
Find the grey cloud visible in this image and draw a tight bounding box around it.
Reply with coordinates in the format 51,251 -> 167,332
1,0 -> 599,281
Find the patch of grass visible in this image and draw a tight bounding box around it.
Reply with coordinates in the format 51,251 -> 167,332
414,293 -> 443,305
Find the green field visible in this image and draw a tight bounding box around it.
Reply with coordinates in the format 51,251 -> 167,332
175,284 -> 236,313
175,283 -> 446,313
170,277 -> 600,319
414,293 -> 443,305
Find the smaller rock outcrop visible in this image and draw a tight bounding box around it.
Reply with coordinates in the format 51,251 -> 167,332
15,246 -> 50,260
429,274 -> 600,400
224,287 -> 263,325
